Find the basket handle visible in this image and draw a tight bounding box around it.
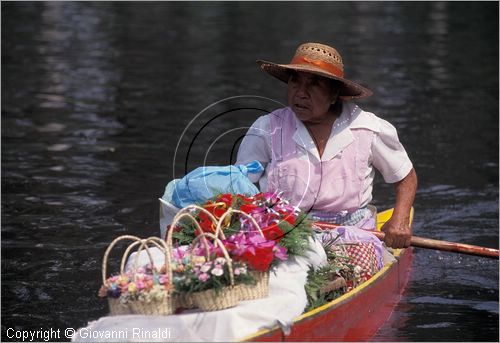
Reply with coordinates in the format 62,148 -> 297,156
191,232 -> 234,287
167,212 -> 210,259
102,235 -> 142,286
119,238 -> 168,274
171,204 -> 226,240
133,237 -> 172,284
176,204 -> 218,223
216,208 -> 263,237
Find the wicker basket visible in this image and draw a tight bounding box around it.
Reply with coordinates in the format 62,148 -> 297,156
107,298 -> 132,315
101,235 -> 175,316
191,287 -> 240,311
217,209 -> 271,301
175,293 -> 196,310
332,242 -> 379,287
167,207 -> 221,310
236,270 -> 270,301
167,206 -> 272,307
189,232 -> 240,311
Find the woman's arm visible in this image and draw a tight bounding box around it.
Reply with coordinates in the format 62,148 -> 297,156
381,168 -> 417,248
235,115 -> 272,183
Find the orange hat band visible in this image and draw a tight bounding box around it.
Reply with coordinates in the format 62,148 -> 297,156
290,56 -> 344,78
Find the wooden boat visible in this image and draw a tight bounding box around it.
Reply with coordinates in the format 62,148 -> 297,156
241,208 -> 413,342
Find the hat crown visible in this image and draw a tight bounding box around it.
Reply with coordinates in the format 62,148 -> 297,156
293,42 -> 344,72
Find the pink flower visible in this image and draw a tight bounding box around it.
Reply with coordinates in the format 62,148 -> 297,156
135,280 -> 146,290
198,273 -> 210,282
273,245 -> 288,261
172,246 -> 189,261
159,275 -> 169,285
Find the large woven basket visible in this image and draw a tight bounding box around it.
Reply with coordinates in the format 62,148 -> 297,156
216,209 -> 271,301
189,232 -> 240,311
167,205 -> 272,307
102,235 -> 175,316
191,287 -> 240,311
236,270 -> 270,301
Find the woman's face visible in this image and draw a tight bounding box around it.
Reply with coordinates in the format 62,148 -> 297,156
287,71 -> 340,124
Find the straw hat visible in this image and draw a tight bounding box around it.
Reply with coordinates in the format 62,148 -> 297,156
257,42 -> 373,99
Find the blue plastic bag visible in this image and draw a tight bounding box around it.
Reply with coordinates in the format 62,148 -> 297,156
171,160 -> 264,208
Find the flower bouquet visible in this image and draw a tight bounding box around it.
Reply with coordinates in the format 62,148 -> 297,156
169,192 -> 314,301
166,208 -> 258,310
171,192 -> 313,257
99,235 -> 175,316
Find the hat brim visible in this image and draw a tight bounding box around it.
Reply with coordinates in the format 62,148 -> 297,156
257,59 -> 373,100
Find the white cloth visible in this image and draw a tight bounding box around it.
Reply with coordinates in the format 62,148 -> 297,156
72,238 -> 327,342
236,101 -> 413,208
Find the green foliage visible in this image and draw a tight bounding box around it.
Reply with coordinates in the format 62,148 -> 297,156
278,213 -> 314,257
172,223 -> 196,245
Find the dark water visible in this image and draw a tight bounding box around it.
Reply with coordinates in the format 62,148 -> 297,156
2,2 -> 498,342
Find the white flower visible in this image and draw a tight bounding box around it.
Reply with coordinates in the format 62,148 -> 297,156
214,257 -> 226,265
211,267 -> 223,276
200,263 -> 212,273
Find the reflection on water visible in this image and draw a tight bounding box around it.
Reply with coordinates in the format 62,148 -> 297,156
2,1 -> 498,341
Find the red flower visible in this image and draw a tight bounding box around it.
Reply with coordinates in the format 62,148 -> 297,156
202,200 -> 227,220
216,193 -> 233,207
236,194 -> 254,204
261,223 -> 284,242
197,211 -> 216,234
282,213 -> 296,225
237,246 -> 274,271
212,206 -> 227,218
240,203 -> 258,214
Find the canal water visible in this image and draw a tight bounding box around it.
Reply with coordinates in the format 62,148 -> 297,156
2,2 -> 498,341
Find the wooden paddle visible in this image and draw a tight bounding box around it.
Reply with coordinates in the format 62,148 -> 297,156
314,222 -> 499,259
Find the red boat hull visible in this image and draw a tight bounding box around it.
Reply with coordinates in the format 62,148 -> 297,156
245,247 -> 413,342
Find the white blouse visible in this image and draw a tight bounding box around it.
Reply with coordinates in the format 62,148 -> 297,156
236,101 -> 413,208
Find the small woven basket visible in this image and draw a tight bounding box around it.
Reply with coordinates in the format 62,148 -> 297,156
101,235 -> 175,316
167,206 -> 221,310
107,298 -> 132,315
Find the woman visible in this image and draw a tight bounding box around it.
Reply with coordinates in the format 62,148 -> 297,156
236,42 -> 417,249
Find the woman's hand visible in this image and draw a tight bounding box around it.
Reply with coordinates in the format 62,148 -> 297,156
382,168 -> 417,249
381,215 -> 412,248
